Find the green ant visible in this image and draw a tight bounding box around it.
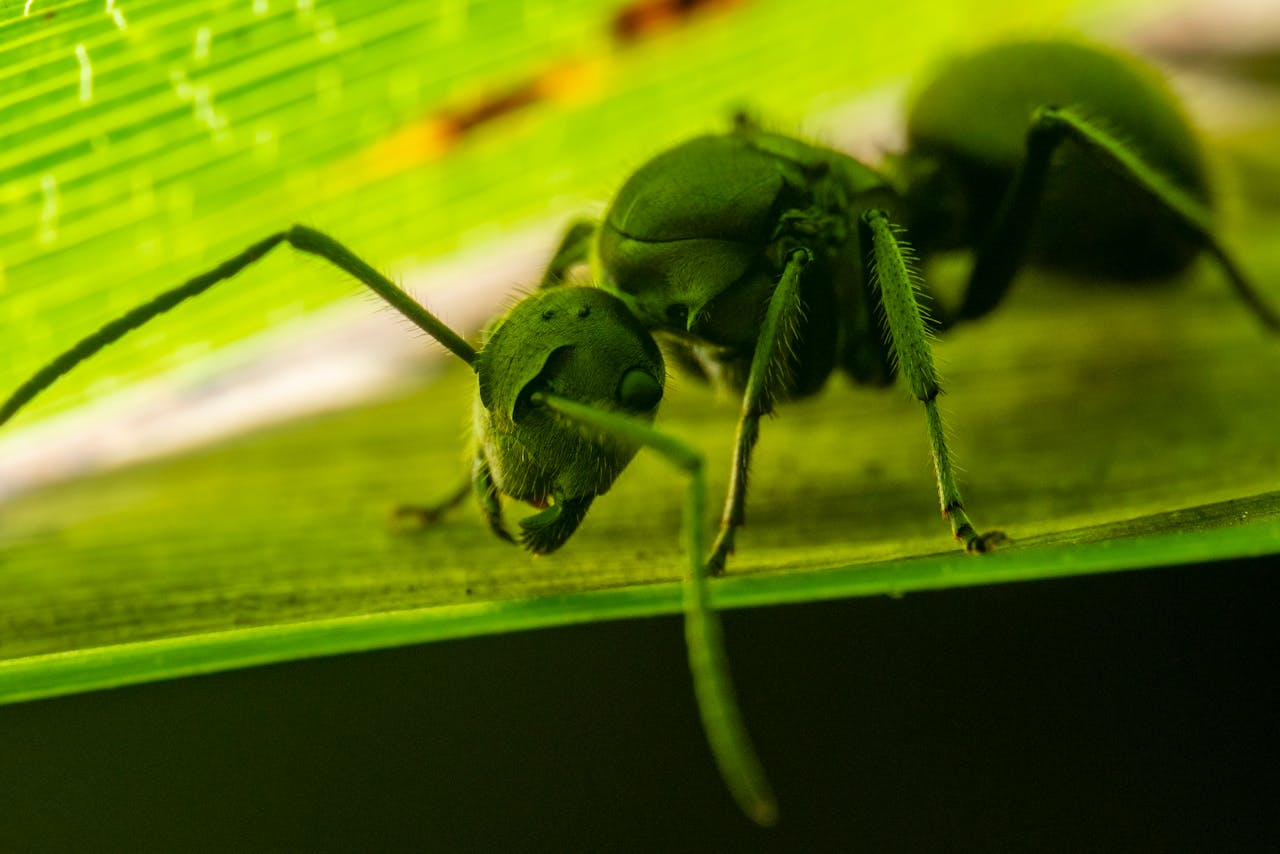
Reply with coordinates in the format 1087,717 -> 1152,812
3,39 -> 1276,825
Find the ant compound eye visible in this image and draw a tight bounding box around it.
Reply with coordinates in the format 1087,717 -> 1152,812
665,304 -> 689,327
617,367 -> 662,412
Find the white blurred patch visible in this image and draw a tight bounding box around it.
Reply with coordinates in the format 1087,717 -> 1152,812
1130,0 -> 1280,55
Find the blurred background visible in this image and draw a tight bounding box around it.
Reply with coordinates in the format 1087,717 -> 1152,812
3,0 -> 1278,491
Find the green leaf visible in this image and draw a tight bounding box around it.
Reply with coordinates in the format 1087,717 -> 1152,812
5,258 -> 1280,700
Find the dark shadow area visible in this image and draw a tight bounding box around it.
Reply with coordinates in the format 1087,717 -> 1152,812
2,557 -> 1277,852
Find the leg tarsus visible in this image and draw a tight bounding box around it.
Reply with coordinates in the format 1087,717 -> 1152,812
708,527 -> 735,577
964,528 -> 1008,553
949,505 -> 1007,553
391,457 -> 518,546
392,482 -> 469,530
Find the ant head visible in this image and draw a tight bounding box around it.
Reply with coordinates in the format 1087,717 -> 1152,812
475,287 -> 666,501
478,287 -> 665,425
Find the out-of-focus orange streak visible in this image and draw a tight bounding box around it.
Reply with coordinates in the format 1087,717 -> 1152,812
339,0 -> 749,187
346,57 -> 606,185
612,0 -> 746,43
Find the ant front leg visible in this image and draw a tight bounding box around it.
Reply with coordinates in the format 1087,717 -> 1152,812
956,106 -> 1280,330
709,248 -> 812,576
392,476 -> 470,529
538,219 -> 598,289
393,451 -> 516,545
470,453 -> 517,544
861,210 -> 1005,554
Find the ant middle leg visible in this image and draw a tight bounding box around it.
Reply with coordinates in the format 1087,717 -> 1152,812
861,209 -> 1005,553
708,248 -> 812,576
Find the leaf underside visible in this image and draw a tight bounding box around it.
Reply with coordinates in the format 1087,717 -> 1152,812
3,0 -> 1280,705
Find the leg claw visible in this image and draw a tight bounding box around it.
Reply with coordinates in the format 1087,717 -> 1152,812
965,529 -> 1008,554
708,528 -> 736,576
391,504 -> 444,530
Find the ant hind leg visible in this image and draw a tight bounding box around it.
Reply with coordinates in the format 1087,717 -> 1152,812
954,106 -> 1280,330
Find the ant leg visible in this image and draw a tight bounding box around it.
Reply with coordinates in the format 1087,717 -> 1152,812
518,493 -> 594,553
1,225 -> 477,428
1036,107 -> 1278,329
392,476 -> 472,529
472,453 -> 516,544
947,115 -> 1058,324
708,249 -> 813,576
538,219 -> 597,289
956,106 -> 1280,330
862,210 -> 1006,553
661,339 -> 714,384
533,390 -> 777,827
399,451 -> 515,544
